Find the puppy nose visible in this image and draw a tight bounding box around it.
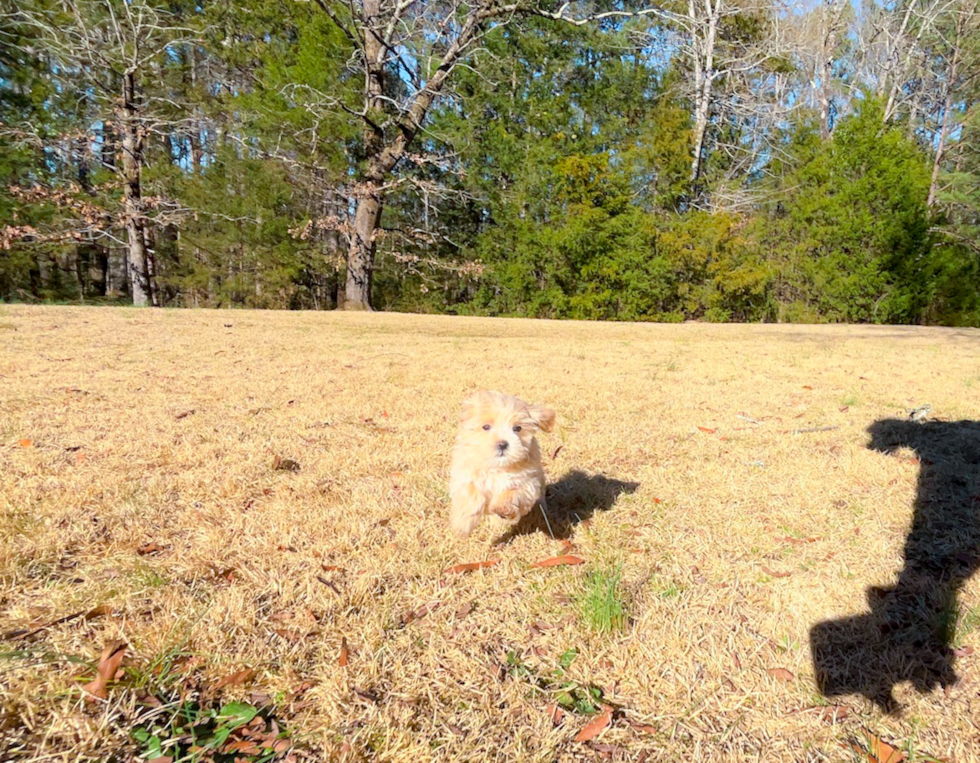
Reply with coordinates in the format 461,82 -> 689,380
496,440 -> 509,451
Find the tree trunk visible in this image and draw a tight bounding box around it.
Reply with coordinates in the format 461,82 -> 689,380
120,71 -> 153,306
689,0 -> 719,195
344,189 -> 381,310
927,7 -> 963,208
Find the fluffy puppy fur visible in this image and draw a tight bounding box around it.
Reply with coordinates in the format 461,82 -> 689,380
449,390 -> 556,537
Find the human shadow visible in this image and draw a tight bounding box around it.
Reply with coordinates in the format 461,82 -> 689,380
497,469 -> 640,542
810,419 -> 980,712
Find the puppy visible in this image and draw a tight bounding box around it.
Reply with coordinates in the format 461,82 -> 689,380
449,390 -> 556,537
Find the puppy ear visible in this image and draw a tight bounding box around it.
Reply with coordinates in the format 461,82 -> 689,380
527,404 -> 556,433
459,390 -> 488,423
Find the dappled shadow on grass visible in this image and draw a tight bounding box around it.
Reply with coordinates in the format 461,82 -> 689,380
496,469 -> 640,542
810,419 -> 980,713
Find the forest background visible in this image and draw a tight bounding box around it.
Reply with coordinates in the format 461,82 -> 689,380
2,0 -> 979,325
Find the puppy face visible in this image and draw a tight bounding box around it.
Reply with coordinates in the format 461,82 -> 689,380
457,390 -> 555,469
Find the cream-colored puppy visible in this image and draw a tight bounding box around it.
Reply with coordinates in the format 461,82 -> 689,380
449,390 -> 556,537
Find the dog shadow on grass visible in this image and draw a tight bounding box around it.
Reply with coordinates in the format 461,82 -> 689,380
810,418 -> 980,713
496,469 -> 640,543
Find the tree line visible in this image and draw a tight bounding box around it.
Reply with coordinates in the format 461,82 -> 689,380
1,0 -> 978,324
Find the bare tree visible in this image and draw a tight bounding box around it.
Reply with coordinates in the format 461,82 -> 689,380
2,0 -> 198,306
306,0 -> 665,310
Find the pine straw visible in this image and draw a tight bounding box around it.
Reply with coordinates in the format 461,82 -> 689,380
1,305 -> 979,762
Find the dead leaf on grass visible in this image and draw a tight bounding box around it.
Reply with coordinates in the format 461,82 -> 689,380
174,409 -> 195,420
137,541 -> 165,556
761,565 -> 792,578
574,704 -> 613,743
696,426 -> 716,434
767,667 -> 795,682
628,720 -> 657,734
212,668 -> 257,692
455,601 -> 474,618
817,705 -> 850,723
848,733 -> 907,763
530,554 -> 585,568
18,438 -> 32,447
443,560 -> 498,574
339,637 -> 349,667
273,455 -> 301,472
551,444 -> 564,460
81,641 -> 127,700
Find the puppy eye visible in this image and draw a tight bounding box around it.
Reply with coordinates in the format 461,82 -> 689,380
482,424 -> 491,431
512,425 -> 522,433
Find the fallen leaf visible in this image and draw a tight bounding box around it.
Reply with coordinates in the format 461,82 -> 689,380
531,554 -> 585,568
761,565 -> 792,578
551,445 -> 564,460
443,560 -> 499,574
546,703 -> 566,726
803,385 -> 813,390
953,645 -> 974,658
81,641 -> 127,700
273,455 -> 301,472
767,667 -> 795,682
217,567 -> 237,583
18,439 -> 32,447
321,564 -> 343,572
339,637 -> 349,667
213,668 -> 257,692
575,705 -> 613,743
696,426 -> 716,433
817,705 -> 850,723
137,541 -> 164,556
839,405 -> 849,412
864,733 -> 906,763
175,409 -> 195,420
628,721 -> 657,734
651,497 -> 663,504
455,601 -> 474,618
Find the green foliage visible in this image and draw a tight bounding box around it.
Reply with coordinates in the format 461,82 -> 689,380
579,565 -> 629,634
760,100 -> 935,323
131,698 -> 295,763
2,2 -> 979,325
504,649 -> 605,716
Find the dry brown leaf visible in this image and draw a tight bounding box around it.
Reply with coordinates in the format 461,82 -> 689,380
137,541 -> 164,556
575,704 -> 612,743
443,560 -> 498,574
213,668 -> 257,692
174,409 -> 195,420
18,438 -> 32,447
339,637 -> 349,667
817,705 -> 850,723
859,733 -> 906,763
545,703 -> 566,726
767,667 -> 795,682
761,565 -> 792,578
455,601 -> 474,618
696,426 -> 716,433
629,721 -> 657,734
551,444 -> 564,460
321,564 -> 344,572
81,641 -> 127,700
273,455 -> 301,472
530,554 -> 585,568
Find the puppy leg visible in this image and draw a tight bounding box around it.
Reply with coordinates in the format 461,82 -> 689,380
489,489 -> 522,522
450,482 -> 486,537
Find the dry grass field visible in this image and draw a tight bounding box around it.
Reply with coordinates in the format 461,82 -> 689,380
2,305 -> 980,763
